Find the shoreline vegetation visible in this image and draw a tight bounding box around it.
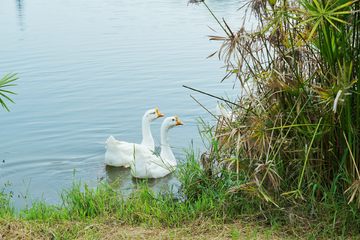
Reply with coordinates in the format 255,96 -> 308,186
2,0 -> 360,238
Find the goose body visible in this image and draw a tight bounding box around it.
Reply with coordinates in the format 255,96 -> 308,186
131,116 -> 183,179
216,102 -> 238,122
216,102 -> 232,119
105,108 -> 164,167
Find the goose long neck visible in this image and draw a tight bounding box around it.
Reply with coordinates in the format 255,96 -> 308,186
141,116 -> 154,150
160,124 -> 175,163
161,126 -> 170,148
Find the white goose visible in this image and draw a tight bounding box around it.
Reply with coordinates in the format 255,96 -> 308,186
105,108 -> 164,167
216,102 -> 238,122
216,82 -> 257,121
131,116 -> 183,179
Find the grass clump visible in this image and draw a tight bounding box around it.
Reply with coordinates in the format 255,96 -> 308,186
182,0 -> 360,238
0,181 -> 15,217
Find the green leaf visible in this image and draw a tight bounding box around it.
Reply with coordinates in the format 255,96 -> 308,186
0,72 -> 18,112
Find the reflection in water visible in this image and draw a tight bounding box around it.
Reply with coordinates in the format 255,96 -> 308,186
16,0 -> 25,30
104,165 -> 182,199
103,166 -> 134,200
105,165 -> 132,188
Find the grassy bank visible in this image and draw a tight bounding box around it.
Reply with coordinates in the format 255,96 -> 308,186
3,0 -> 360,239
1,156 -> 359,239
0,178 -> 282,239
0,217 -> 280,239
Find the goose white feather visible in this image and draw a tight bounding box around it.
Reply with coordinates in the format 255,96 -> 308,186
216,102 -> 238,122
104,108 -> 164,167
131,116 -> 183,179
216,82 -> 257,122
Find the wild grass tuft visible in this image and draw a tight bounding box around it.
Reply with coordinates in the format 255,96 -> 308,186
0,180 -> 15,217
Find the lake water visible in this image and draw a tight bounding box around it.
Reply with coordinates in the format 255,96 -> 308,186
0,0 -> 251,208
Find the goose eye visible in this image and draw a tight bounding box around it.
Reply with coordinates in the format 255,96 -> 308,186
172,119 -> 175,121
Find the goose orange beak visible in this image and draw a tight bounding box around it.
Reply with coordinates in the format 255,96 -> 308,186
155,108 -> 164,118
175,116 -> 184,125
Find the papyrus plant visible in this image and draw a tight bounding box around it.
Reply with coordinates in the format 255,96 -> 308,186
190,0 -> 360,207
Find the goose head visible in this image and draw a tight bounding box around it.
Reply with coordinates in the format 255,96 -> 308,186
162,116 -> 184,130
143,108 -> 164,122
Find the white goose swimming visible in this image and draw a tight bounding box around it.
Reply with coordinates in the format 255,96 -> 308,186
105,108 -> 164,167
131,116 -> 183,179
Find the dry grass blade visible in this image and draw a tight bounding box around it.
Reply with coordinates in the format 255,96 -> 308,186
344,180 -> 360,207
253,163 -> 282,192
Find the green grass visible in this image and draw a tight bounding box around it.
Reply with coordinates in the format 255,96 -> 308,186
1,149 -> 360,239
176,139 -> 360,239
0,175 -> 284,239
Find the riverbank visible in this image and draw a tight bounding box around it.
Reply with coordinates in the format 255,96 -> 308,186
1,217 -> 281,239
0,179 -> 282,239
1,175 -> 359,239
